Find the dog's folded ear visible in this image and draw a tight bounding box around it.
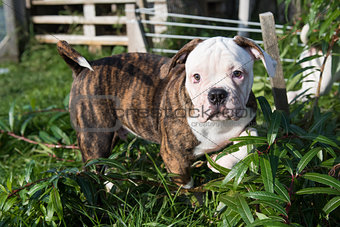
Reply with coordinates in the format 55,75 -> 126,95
233,36 -> 277,77
57,40 -> 93,76
160,38 -> 203,79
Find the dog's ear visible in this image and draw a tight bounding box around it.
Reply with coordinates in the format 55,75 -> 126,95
160,38 -> 203,79
233,36 -> 277,77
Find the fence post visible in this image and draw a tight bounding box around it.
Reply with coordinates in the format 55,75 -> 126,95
83,3 -> 101,53
126,4 -> 147,53
259,12 -> 289,114
0,0 -> 20,62
238,0 -> 250,37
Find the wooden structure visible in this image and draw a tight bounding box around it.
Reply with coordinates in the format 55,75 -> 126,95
29,0 -> 166,53
0,0 -> 27,62
260,12 -> 289,114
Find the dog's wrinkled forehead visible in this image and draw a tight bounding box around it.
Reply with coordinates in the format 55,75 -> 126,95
186,37 -> 252,67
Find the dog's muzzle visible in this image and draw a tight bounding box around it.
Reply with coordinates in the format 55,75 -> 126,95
206,88 -> 245,121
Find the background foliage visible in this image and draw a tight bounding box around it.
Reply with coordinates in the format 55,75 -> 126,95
0,0 -> 339,225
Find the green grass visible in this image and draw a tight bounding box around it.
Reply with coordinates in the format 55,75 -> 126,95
0,42 -> 120,114
0,37 -> 339,225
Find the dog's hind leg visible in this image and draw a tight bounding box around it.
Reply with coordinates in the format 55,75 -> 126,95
70,95 -> 121,163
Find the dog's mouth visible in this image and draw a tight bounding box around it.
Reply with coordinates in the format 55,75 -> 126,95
206,105 -> 245,121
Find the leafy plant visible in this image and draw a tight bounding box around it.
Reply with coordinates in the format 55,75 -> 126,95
206,96 -> 340,226
0,0 -> 339,225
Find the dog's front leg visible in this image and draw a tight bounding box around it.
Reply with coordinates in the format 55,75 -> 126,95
159,141 -> 194,189
208,127 -> 258,173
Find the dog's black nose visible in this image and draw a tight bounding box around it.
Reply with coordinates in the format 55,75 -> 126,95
208,88 -> 228,105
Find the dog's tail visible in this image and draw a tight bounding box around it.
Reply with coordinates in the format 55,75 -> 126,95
57,40 -> 93,76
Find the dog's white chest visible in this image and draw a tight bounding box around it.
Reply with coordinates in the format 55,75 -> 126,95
187,107 -> 255,157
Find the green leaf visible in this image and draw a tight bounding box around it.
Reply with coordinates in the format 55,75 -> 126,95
146,152 -> 173,204
229,136 -> 268,143
291,66 -> 315,78
296,147 -> 322,174
258,96 -> 272,124
323,146 -> 336,158
313,135 -> 340,149
248,218 -> 288,227
267,111 -> 281,145
85,158 -> 127,172
2,197 -> 16,212
282,158 -> 294,176
8,102 -> 15,131
51,187 -> 63,220
47,112 -> 68,127
244,191 -> 287,203
255,211 -> 268,220
279,111 -> 289,134
0,193 -> 8,210
236,194 -> 254,224
296,187 -> 340,195
63,93 -> 70,109
222,159 -> 247,185
303,173 -> 340,190
46,193 -> 54,222
322,196 -> 340,215
39,131 -> 59,144
274,181 -> 290,203
233,160 -> 249,190
218,138 -> 266,160
319,10 -> 340,38
260,154 -> 274,193
0,119 -> 10,131
0,184 -> 7,193
320,157 -> 340,168
223,208 -> 241,226
6,173 -> 12,192
251,200 -> 287,216
27,182 -> 49,196
285,143 -> 302,159
296,55 -> 322,65
25,160 -> 35,183
205,154 -> 230,176
308,112 -> 331,133
231,154 -> 253,190
289,124 -> 307,136
20,116 -> 33,136
331,45 -> 340,76
219,195 -> 238,210
75,176 -> 97,205
50,125 -> 71,145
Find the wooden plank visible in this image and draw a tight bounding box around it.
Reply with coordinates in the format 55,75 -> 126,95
259,12 -> 289,114
83,3 -> 101,53
31,0 -> 136,5
32,15 -> 127,25
125,3 -> 147,52
35,34 -> 128,45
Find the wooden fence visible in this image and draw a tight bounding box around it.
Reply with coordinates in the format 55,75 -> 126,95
3,1 -> 292,111
29,0 -> 166,52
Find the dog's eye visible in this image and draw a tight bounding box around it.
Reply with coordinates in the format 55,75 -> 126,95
232,70 -> 243,79
193,73 -> 201,82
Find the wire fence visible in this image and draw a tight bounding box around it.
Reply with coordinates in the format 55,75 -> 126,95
137,8 -> 301,63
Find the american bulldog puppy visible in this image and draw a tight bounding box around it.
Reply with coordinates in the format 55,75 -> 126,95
57,36 -> 276,188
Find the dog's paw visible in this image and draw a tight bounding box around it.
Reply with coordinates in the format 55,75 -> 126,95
182,177 -> 194,189
105,181 -> 114,192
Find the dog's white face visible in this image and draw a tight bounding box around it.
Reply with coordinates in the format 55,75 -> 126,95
185,37 -> 276,122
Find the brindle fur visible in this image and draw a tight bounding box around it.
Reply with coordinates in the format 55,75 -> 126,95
57,39 -> 257,186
